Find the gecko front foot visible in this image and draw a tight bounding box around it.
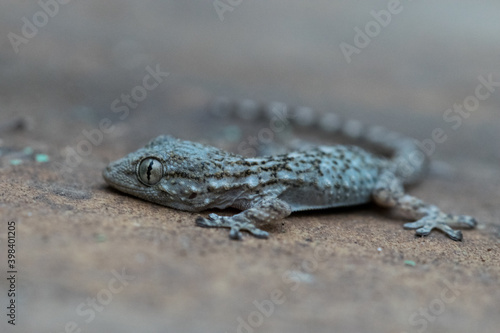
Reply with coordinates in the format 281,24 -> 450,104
403,212 -> 477,241
196,198 -> 291,240
196,213 -> 269,240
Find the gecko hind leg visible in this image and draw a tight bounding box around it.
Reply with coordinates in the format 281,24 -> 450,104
196,198 -> 292,240
373,171 -> 477,241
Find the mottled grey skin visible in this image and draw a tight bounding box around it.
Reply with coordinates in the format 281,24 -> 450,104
103,116 -> 477,240
104,135 -> 383,212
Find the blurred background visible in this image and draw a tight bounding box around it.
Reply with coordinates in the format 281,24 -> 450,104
0,1 -> 499,332
1,0 -> 499,162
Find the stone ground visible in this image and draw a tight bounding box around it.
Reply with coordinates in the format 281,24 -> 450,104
0,1 -> 499,332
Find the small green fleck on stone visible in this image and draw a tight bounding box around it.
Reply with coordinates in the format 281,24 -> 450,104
404,260 -> 416,267
23,147 -> 34,155
10,159 -> 23,166
96,234 -> 107,242
35,154 -> 50,163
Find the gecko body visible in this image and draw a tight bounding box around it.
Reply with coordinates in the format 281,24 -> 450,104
103,99 -> 477,240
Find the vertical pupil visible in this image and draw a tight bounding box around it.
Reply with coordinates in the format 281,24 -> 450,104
138,158 -> 162,186
147,160 -> 154,182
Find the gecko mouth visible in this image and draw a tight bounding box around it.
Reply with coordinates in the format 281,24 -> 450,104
102,168 -> 141,193
104,179 -> 136,192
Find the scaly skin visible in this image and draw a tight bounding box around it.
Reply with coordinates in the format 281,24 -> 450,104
103,99 -> 477,240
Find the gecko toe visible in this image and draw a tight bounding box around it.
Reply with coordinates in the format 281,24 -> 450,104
195,216 -> 212,227
248,228 -> 269,239
404,221 -> 424,229
442,228 -> 463,241
415,226 -> 432,236
456,215 -> 477,228
229,228 -> 243,240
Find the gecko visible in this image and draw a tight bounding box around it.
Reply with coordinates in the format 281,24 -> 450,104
102,98 -> 477,240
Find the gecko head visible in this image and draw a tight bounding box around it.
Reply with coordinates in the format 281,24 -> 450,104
103,135 -> 225,212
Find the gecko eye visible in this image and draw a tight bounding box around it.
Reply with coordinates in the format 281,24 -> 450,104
137,158 -> 163,186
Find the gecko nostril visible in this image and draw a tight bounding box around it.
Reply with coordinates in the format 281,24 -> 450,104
189,193 -> 198,199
